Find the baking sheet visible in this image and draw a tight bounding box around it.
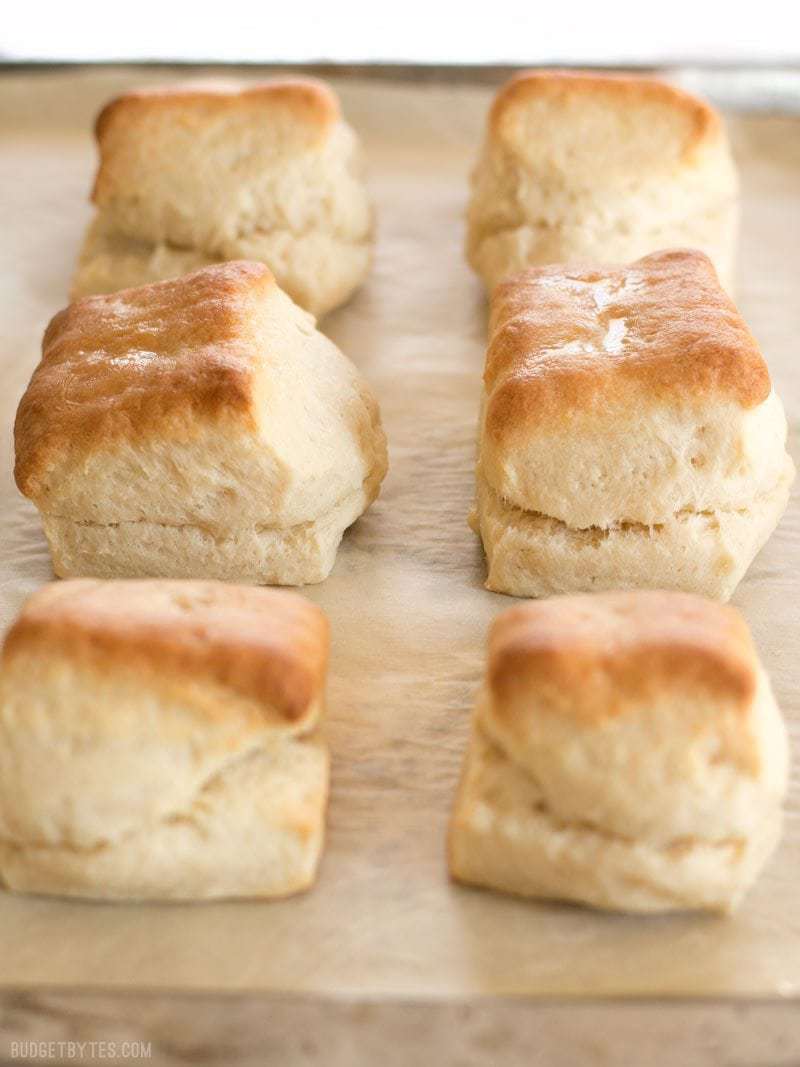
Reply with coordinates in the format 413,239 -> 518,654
0,68 -> 798,1000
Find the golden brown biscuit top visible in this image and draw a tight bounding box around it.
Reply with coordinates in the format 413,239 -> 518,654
3,579 -> 329,725
488,590 -> 758,723
94,76 -> 340,144
14,261 -> 273,501
484,250 -> 770,440
489,68 -> 721,161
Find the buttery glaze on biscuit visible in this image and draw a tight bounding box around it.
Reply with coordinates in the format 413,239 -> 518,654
484,250 -> 769,409
17,261 -> 266,498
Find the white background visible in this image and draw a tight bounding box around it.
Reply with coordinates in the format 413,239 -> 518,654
3,0 -> 800,64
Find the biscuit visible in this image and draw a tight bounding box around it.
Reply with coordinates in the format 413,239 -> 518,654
0,579 -> 331,900
449,592 -> 789,913
467,70 -> 739,291
472,250 -> 794,599
72,78 -> 373,317
15,261 -> 388,584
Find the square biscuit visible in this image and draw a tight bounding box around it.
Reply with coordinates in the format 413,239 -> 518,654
449,592 -> 789,913
473,249 -> 794,599
15,261 -> 387,585
0,579 -> 331,900
467,69 -> 739,292
72,78 -> 374,317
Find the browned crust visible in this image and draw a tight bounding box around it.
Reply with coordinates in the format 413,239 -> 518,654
14,261 -> 273,502
94,76 -> 340,143
488,69 -> 722,161
92,78 -> 341,206
2,579 -> 329,725
488,590 -> 758,722
483,249 -> 770,445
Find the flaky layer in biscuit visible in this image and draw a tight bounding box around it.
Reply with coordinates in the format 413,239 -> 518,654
42,483 -> 370,586
72,216 -> 372,319
472,460 -> 794,600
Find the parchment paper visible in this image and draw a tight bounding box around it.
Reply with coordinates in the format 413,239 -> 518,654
0,68 -> 798,999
